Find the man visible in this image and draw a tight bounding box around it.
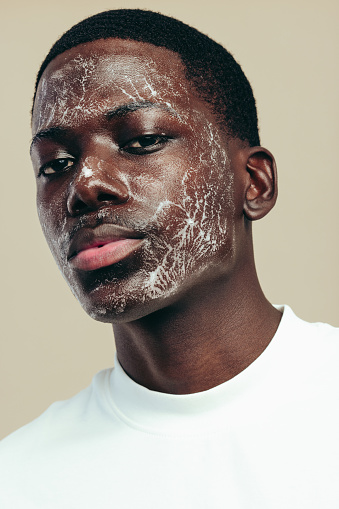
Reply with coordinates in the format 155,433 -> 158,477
1,9 -> 338,508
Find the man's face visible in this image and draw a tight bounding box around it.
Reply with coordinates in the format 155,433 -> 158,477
31,39 -> 241,322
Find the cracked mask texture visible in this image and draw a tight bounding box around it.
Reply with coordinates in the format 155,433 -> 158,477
32,40 -> 236,321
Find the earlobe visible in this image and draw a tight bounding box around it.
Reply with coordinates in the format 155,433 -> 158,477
243,147 -> 278,221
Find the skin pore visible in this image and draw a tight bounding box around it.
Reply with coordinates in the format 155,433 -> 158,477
31,39 -> 281,394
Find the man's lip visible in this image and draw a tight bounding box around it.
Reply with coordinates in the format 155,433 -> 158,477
67,224 -> 144,271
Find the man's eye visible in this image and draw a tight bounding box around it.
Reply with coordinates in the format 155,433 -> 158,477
40,158 -> 75,176
122,135 -> 169,154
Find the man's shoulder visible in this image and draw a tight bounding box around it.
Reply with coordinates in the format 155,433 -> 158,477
277,304 -> 339,343
0,368 -> 112,463
298,310 -> 339,366
274,305 -> 339,384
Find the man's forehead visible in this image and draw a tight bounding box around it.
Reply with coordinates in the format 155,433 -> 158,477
38,39 -> 187,90
40,54 -> 184,102
32,39 -> 195,132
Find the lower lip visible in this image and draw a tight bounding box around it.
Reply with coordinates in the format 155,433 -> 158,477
69,239 -> 143,271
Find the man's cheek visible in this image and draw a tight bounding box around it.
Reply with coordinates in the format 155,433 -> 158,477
37,201 -> 64,260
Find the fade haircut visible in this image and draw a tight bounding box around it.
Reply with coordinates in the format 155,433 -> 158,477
33,9 -> 260,146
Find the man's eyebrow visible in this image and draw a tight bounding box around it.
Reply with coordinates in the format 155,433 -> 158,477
30,126 -> 71,154
30,102 -> 181,153
105,100 -> 181,120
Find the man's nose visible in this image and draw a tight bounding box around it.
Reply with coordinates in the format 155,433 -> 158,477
67,158 -> 129,216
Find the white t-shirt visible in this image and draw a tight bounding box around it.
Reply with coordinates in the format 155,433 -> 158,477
1,305 -> 338,508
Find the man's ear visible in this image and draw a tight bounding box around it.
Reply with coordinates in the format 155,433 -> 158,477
243,147 -> 278,221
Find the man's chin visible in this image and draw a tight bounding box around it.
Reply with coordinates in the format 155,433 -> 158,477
66,266 -> 178,324
65,250 -> 231,324
79,289 -> 177,324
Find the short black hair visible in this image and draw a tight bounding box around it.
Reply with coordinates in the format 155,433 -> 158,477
33,9 -> 260,146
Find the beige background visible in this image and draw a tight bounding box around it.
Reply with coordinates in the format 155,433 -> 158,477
1,0 -> 338,440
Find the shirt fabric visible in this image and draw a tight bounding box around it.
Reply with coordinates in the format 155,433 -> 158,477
1,305 -> 338,508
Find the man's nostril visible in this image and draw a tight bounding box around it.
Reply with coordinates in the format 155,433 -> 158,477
97,192 -> 122,202
72,200 -> 88,214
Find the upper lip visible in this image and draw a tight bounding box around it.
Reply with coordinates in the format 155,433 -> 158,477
67,224 -> 144,260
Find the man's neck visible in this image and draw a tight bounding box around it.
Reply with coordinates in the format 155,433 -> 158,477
113,265 -> 282,395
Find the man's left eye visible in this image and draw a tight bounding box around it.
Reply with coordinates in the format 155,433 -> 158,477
122,135 -> 169,154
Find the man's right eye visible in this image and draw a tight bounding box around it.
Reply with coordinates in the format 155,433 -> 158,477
39,158 -> 75,176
